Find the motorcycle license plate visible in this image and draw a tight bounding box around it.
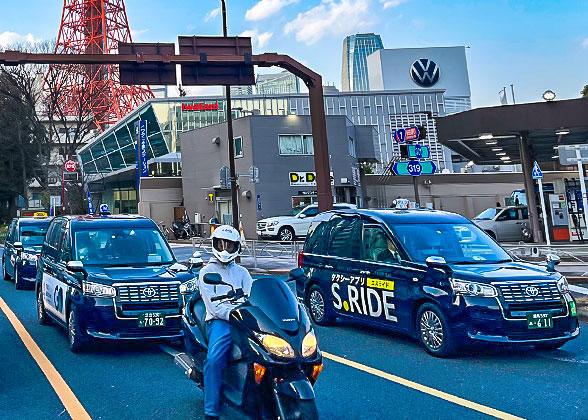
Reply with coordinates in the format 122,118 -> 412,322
138,312 -> 166,328
526,312 -> 553,329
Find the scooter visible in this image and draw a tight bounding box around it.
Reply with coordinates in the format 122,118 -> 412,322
172,221 -> 193,240
174,268 -> 323,420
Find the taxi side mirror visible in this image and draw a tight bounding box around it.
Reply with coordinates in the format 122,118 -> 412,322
189,252 -> 204,271
426,256 -> 448,270
298,213 -> 307,219
13,241 -> 23,251
66,261 -> 85,273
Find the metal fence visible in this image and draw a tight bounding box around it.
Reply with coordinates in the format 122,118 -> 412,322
192,238 -> 304,268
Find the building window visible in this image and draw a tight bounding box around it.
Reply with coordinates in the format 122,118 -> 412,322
278,135 -> 314,155
234,136 -> 243,158
348,136 -> 356,158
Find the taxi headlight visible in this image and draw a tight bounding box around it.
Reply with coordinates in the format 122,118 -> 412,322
257,333 -> 296,358
557,276 -> 570,294
301,331 -> 317,358
22,252 -> 37,263
267,221 -> 279,227
451,279 -> 497,297
83,281 -> 116,298
179,279 -> 197,295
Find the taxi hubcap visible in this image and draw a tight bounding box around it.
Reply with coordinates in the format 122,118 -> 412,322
309,291 -> 324,321
420,310 -> 444,350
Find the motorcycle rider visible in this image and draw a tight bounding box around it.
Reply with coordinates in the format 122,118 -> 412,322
198,225 -> 253,420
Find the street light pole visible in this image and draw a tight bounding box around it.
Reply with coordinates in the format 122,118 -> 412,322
221,0 -> 240,230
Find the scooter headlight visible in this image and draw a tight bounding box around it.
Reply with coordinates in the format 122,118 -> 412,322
257,334 -> 296,358
302,331 -> 317,358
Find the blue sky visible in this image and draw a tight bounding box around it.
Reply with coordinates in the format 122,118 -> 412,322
1,0 -> 587,108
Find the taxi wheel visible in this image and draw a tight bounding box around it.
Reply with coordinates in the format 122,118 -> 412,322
68,308 -> 88,353
307,285 -> 334,326
2,260 -> 11,281
417,303 -> 455,357
37,288 -> 52,326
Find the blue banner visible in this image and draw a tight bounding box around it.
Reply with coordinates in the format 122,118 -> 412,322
136,120 -> 148,190
87,189 -> 94,215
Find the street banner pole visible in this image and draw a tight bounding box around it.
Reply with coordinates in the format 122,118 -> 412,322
537,178 -> 550,246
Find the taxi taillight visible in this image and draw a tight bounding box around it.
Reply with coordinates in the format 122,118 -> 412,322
298,251 -> 304,268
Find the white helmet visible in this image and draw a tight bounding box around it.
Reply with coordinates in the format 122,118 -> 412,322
211,225 -> 242,264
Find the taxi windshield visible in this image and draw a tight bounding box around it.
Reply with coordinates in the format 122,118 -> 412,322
389,223 -> 511,264
19,224 -> 49,246
74,227 -> 174,266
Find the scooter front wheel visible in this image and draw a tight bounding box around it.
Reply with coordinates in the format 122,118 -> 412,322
272,397 -> 319,420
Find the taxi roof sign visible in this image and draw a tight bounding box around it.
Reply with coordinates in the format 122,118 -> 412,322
33,212 -> 48,218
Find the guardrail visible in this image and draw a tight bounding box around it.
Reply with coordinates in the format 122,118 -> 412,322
191,238 -> 304,268
502,243 -> 588,264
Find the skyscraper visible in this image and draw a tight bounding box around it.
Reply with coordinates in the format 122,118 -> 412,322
256,71 -> 300,95
342,33 -> 384,92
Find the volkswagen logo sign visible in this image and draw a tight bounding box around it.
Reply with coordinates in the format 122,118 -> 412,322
142,287 -> 157,298
525,286 -> 539,297
410,58 -> 440,87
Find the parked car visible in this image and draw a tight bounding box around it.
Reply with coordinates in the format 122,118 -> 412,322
256,203 -> 357,241
296,209 -> 579,357
36,213 -> 197,352
2,216 -> 52,289
473,206 -> 536,242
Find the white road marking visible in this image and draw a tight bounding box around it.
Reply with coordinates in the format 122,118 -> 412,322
569,285 -> 588,295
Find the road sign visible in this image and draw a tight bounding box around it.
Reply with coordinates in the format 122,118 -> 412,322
394,126 -> 420,143
220,166 -> 230,189
532,161 -> 543,180
408,144 -> 430,159
558,144 -> 588,165
392,160 -> 437,176
64,160 -> 77,172
249,166 -> 259,183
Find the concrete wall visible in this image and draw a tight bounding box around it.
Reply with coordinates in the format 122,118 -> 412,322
138,177 -> 183,233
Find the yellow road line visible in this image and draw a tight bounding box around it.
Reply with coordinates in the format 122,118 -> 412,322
0,297 -> 91,420
323,351 -> 526,420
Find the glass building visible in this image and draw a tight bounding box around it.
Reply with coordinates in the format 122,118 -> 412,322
342,33 -> 384,92
256,71 -> 301,95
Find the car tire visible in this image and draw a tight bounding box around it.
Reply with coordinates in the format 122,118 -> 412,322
37,288 -> 52,326
535,340 -> 567,351
307,285 -> 334,326
2,259 -> 11,281
278,226 -> 295,242
416,303 -> 456,357
68,307 -> 88,353
14,267 -> 24,290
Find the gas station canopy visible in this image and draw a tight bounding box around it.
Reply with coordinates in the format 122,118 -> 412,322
436,98 -> 588,165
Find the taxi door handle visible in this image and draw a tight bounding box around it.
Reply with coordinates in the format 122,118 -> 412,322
324,265 -> 333,269
360,270 -> 371,275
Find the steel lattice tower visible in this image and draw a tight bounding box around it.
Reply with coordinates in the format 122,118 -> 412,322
52,0 -> 153,130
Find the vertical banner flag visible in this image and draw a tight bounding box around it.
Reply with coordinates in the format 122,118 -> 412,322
135,120 -> 148,190
87,189 -> 94,215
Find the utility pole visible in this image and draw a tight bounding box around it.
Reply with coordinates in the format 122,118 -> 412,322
221,0 -> 240,230
510,84 -> 516,105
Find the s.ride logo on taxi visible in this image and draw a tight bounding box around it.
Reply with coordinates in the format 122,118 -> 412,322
331,274 -> 397,322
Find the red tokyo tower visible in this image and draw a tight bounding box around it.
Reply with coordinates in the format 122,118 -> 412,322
52,0 -> 153,130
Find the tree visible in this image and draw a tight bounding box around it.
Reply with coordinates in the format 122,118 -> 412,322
582,85 -> 588,98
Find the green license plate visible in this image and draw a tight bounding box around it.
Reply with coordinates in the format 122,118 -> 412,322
526,312 -> 553,329
138,312 -> 166,328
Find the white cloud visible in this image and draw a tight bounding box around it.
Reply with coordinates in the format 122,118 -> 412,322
284,0 -> 373,46
204,7 -> 221,22
0,31 -> 38,48
240,29 -> 273,49
130,29 -> 148,40
583,38 -> 588,49
380,0 -> 409,9
245,0 -> 299,21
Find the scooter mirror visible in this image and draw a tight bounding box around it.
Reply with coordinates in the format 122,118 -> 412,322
203,272 -> 224,285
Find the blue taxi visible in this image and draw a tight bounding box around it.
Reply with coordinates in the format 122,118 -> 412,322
35,213 -> 197,352
297,209 -> 579,356
3,216 -> 52,289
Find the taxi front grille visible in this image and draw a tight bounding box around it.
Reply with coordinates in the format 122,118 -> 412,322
494,281 -> 561,303
117,284 -> 179,304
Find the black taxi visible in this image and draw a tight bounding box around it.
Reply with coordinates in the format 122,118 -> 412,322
35,213 -> 197,352
3,216 -> 52,289
297,209 -> 579,356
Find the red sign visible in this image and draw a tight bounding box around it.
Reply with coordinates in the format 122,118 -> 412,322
182,102 -> 219,111
405,127 -> 419,141
64,160 -> 77,172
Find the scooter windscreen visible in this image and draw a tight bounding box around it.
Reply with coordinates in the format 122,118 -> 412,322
245,277 -> 301,333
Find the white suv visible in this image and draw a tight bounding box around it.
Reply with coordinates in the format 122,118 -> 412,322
256,203 -> 357,241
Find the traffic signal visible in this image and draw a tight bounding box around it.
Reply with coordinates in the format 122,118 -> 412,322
399,144 -> 409,159
417,125 -> 427,140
